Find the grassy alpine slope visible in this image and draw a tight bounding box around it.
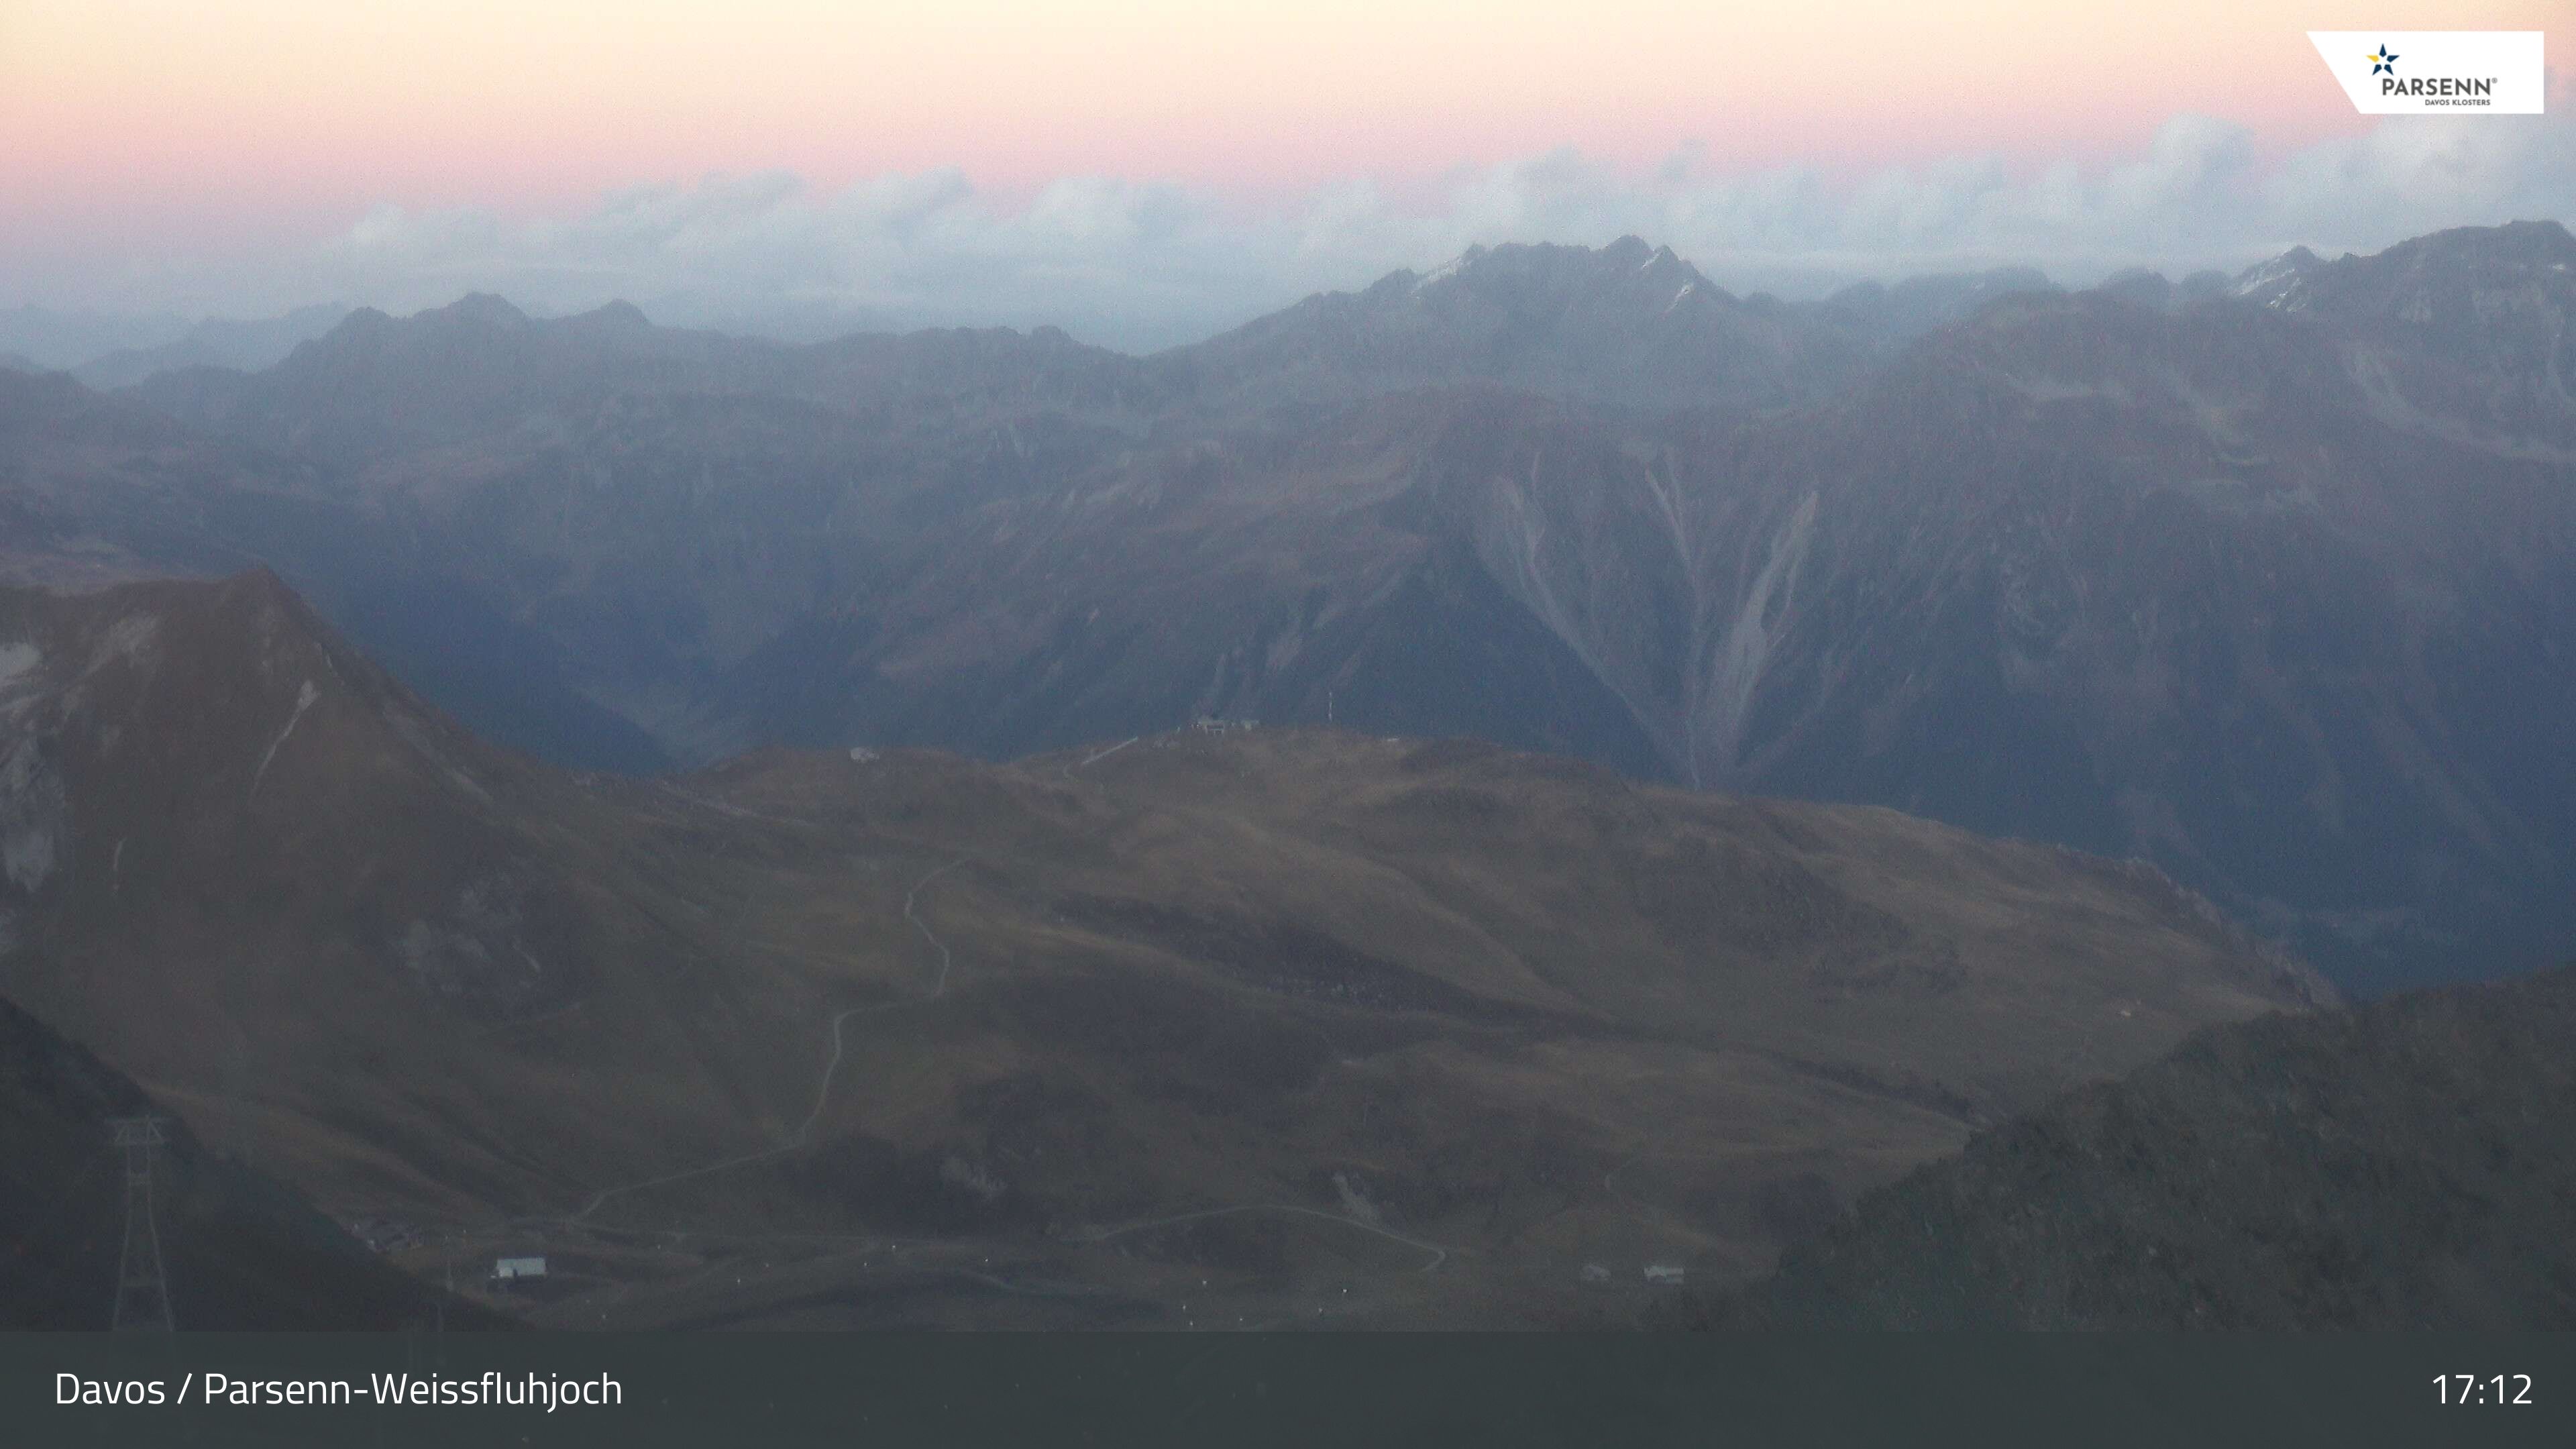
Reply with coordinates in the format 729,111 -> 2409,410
0,571 -> 2320,1326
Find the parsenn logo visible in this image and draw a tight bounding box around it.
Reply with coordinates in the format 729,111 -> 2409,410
2308,32 -> 2544,114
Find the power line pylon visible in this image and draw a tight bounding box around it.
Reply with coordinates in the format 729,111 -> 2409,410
107,1116 -> 174,1332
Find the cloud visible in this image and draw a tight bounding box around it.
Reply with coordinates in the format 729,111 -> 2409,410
44,107 -> 2576,354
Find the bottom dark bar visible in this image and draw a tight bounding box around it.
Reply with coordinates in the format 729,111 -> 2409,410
11,1332 -> 2575,1448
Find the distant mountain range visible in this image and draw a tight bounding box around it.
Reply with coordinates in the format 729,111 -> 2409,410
0,303 -> 350,383
0,571 -> 2311,1327
1,221 -> 2570,992
66,305 -> 354,392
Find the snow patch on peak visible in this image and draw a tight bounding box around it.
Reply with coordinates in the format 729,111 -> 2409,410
1414,250 -> 1478,292
2231,247 -> 2322,309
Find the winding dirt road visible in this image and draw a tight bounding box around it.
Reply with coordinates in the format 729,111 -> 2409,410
572,857 -> 969,1223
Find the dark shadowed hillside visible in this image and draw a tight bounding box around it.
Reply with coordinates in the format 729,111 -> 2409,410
1708,961 -> 2576,1330
0,994 -> 506,1330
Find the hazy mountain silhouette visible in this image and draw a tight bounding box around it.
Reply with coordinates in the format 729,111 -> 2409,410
66,303 -> 352,391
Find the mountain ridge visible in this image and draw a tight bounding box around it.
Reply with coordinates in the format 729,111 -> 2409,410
4,220 -> 2570,991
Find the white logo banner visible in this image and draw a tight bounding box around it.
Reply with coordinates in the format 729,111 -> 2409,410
2307,32 -> 2545,113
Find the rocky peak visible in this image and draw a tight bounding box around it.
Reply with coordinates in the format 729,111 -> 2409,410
2232,221 -> 2576,320
2231,246 -> 2323,309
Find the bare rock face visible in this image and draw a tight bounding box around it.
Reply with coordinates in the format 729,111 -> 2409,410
2232,220 -> 2576,454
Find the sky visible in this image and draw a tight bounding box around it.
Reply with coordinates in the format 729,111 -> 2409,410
3,0 -> 2571,353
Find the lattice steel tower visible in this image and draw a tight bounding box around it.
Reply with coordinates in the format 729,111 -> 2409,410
108,1116 -> 174,1332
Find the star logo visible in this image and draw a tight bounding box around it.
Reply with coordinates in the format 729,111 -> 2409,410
2367,44 -> 2399,76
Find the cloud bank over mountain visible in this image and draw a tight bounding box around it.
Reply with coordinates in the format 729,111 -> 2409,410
36,109 -> 2576,352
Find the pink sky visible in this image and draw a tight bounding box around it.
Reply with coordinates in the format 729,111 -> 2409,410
1,1 -> 2567,341
5,0 -> 2562,235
